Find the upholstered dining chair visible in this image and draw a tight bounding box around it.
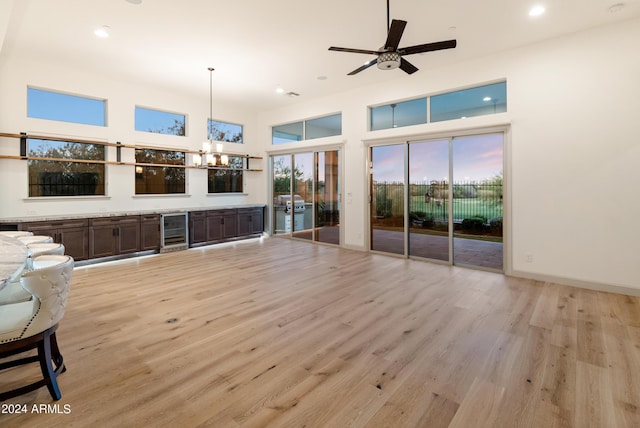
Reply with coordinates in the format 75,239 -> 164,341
0,243 -> 67,306
0,231 -> 33,238
27,242 -> 66,261
0,254 -> 74,401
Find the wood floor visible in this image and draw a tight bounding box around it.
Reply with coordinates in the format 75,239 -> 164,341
2,237 -> 640,427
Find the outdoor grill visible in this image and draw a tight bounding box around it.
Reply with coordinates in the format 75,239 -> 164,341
277,194 -> 305,213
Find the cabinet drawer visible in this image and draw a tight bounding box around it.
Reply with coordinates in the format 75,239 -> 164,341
23,218 -> 88,230
141,214 -> 161,222
237,208 -> 262,215
207,209 -> 237,217
90,216 -> 140,226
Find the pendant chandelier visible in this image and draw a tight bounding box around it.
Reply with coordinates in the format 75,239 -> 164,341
194,67 -> 228,168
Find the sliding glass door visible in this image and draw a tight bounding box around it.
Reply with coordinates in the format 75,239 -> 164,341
451,134 -> 503,269
408,140 -> 450,261
370,144 -> 405,255
315,150 -> 340,244
292,153 -> 314,240
271,150 -> 341,245
370,132 -> 504,271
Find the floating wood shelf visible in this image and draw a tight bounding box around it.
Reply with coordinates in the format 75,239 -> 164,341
0,131 -> 263,171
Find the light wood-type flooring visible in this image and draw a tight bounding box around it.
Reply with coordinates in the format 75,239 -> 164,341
2,237 -> 640,427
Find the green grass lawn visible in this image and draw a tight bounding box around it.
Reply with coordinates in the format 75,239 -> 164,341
409,197 -> 503,221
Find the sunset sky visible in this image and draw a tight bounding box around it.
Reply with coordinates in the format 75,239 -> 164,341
372,133 -> 503,183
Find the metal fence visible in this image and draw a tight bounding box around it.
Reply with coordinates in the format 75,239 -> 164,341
373,180 -> 503,223
29,171 -> 103,197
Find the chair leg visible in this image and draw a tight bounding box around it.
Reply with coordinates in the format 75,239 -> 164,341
50,331 -> 66,374
37,330 -> 62,400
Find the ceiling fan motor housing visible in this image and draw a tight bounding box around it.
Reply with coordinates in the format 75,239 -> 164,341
377,52 -> 401,70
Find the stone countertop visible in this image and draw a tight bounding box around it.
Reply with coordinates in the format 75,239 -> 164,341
0,204 -> 266,223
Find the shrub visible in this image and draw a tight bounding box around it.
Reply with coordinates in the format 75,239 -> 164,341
461,216 -> 486,233
489,217 -> 503,233
409,211 -> 426,222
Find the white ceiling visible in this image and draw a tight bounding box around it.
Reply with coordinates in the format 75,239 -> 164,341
1,0 -> 639,111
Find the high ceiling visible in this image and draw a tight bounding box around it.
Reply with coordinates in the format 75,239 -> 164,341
1,0 -> 639,111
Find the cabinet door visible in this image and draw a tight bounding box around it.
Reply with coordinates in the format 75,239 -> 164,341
250,209 -> 264,234
117,220 -> 141,254
238,208 -> 263,236
59,227 -> 89,260
141,215 -> 161,251
206,215 -> 224,241
222,213 -> 238,238
89,225 -> 117,258
189,212 -> 207,245
237,211 -> 252,236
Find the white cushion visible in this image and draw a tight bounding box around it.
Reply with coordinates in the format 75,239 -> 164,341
0,300 -> 36,343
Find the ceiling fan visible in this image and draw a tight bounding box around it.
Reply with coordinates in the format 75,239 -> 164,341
329,0 -> 457,75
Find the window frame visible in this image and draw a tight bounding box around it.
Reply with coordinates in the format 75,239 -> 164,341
134,148 -> 187,195
271,113 -> 342,145
207,119 -> 244,144
207,156 -> 245,194
370,97 -> 427,131
27,86 -> 107,127
430,81 -> 507,123
26,138 -> 107,197
369,80 -> 507,131
134,106 -> 187,136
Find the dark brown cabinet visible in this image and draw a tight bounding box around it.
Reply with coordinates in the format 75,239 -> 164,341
237,207 -> 264,236
7,206 -> 265,258
189,211 -> 207,245
206,209 -> 238,242
20,219 -> 89,261
141,214 -> 161,251
89,216 -> 140,259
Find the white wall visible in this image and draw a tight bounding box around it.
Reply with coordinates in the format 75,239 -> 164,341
0,56 -> 265,218
257,18 -> 640,290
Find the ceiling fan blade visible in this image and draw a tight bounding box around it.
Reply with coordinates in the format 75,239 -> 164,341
329,46 -> 381,55
348,58 -> 378,75
399,39 -> 457,56
384,19 -> 407,51
399,58 -> 418,75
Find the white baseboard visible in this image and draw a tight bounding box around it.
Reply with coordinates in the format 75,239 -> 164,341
510,270 -> 640,296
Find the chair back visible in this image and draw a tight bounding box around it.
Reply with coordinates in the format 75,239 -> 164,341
19,255 -> 74,338
27,242 -> 66,259
17,235 -> 54,245
0,231 -> 33,238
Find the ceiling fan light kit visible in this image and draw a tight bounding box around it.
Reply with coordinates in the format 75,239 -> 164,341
377,52 -> 401,70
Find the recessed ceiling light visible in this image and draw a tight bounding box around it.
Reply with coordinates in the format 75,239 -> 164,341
529,5 -> 546,17
317,75 -> 328,81
94,26 -> 110,38
483,96 -> 492,102
276,87 -> 284,94
126,0 -> 142,4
